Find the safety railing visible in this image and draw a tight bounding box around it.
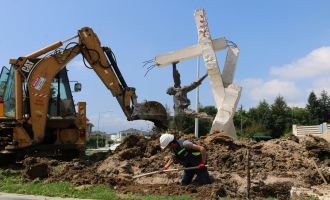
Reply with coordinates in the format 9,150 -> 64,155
292,123 -> 327,137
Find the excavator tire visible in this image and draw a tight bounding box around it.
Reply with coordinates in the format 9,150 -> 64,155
131,101 -> 168,129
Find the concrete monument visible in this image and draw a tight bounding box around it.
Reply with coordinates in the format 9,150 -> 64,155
154,9 -> 241,138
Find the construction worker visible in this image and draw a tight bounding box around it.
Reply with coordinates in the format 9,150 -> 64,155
160,133 -> 211,185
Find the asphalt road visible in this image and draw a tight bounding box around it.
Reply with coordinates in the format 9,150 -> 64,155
0,192 -> 94,200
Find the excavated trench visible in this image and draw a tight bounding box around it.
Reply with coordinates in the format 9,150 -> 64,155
2,132 -> 330,200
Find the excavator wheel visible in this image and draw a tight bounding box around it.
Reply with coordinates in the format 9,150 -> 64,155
131,101 -> 168,129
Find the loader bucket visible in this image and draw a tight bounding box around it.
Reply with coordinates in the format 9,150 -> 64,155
132,101 -> 168,129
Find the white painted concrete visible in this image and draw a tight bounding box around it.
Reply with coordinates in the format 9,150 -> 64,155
155,38 -> 227,67
194,9 -> 240,138
154,9 -> 241,139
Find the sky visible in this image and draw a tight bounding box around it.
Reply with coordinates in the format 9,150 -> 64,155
1,1 -> 330,133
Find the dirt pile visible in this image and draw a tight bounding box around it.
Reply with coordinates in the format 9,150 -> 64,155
20,132 -> 330,199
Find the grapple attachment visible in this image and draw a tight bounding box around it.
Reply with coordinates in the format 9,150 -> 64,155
131,101 -> 168,129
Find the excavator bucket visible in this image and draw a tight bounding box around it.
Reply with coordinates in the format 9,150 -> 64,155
132,101 -> 168,129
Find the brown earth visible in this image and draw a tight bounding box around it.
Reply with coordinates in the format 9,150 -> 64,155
11,132 -> 330,199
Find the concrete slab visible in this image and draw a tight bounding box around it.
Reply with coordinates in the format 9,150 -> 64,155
0,192 -> 95,200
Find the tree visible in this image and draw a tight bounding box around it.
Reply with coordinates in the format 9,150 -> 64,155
248,100 -> 272,136
233,101 -> 271,138
256,100 -> 271,127
182,116 -> 195,134
290,107 -> 310,125
107,139 -> 115,146
233,105 -> 252,138
86,134 -> 106,148
306,91 -> 321,124
200,106 -> 217,117
247,100 -> 271,126
181,105 -> 217,136
197,106 -> 217,136
318,90 -> 330,123
268,96 -> 290,138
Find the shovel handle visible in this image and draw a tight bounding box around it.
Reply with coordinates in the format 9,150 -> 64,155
173,165 -> 210,171
132,170 -> 163,179
133,165 -> 209,179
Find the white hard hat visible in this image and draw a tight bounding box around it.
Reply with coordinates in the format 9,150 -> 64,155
160,134 -> 174,149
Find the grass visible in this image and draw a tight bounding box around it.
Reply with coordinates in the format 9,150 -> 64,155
2,169 -> 311,200
0,169 -> 194,200
304,195 -> 320,200
0,170 -> 117,199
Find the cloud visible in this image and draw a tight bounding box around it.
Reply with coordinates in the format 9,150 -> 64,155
310,77 -> 330,95
240,78 -> 263,89
240,47 -> 330,107
241,79 -> 303,105
270,47 -> 330,79
287,102 -> 306,108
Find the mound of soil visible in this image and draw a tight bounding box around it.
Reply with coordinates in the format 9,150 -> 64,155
16,132 -> 330,199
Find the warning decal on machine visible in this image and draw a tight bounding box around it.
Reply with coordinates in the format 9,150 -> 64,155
32,76 -> 46,90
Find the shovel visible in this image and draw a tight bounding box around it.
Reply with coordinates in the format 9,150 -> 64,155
133,165 -> 210,179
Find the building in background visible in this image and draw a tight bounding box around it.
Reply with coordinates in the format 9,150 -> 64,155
110,128 -> 153,142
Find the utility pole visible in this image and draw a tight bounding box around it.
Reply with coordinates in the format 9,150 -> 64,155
97,112 -> 100,149
97,110 -> 112,149
195,56 -> 200,138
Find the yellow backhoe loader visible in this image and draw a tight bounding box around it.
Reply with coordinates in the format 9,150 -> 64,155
0,27 -> 167,162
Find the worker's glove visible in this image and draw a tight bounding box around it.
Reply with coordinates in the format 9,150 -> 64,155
197,162 -> 205,169
162,166 -> 169,171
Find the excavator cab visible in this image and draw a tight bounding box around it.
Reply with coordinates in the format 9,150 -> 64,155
48,68 -> 76,117
0,67 -> 9,97
0,66 -> 76,119
2,66 -> 16,118
0,67 -> 10,117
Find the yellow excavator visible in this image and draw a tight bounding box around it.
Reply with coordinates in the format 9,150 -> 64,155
0,27 -> 167,162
